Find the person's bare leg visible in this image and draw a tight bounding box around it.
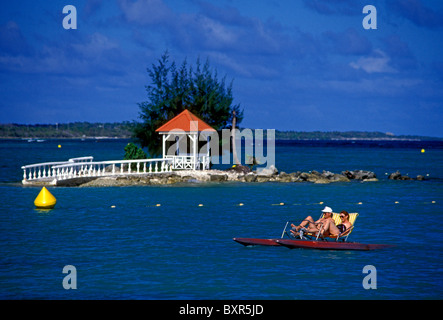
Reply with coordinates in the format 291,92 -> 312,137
291,216 -> 315,231
320,219 -> 340,237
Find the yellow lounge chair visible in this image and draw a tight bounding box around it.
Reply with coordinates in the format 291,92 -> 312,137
316,212 -> 358,241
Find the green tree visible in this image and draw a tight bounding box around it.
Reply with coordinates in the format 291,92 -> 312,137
124,142 -> 147,160
133,51 -> 243,156
124,142 -> 147,171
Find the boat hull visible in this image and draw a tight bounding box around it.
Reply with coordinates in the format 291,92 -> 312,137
233,238 -> 280,246
276,239 -> 393,251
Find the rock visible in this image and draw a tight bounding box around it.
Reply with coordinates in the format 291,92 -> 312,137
244,173 -> 257,182
256,175 -> 271,182
35,166 -> 405,187
105,165 -> 116,173
277,172 -> 293,182
353,170 -> 376,180
416,175 -> 425,181
225,165 -> 251,174
343,170 -> 376,180
314,178 -> 331,184
298,172 -> 310,181
289,172 -> 302,182
342,170 -> 354,179
256,165 -> 278,176
307,172 -> 322,183
329,173 -> 350,182
388,171 -> 402,180
210,174 -> 228,182
388,171 -> 412,180
362,178 -> 378,182
321,170 -> 335,179
181,175 -> 196,182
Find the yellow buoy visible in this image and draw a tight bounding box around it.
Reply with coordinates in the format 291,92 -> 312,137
34,187 -> 56,209
421,149 -> 425,153
58,145 -> 62,148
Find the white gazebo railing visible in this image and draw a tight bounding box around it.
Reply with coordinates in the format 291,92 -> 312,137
168,156 -> 195,170
166,155 -> 211,170
21,156 -> 94,181
198,155 -> 211,170
22,157 -> 173,183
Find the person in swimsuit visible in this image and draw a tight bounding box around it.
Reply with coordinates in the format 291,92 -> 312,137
321,210 -> 352,237
290,206 -> 335,236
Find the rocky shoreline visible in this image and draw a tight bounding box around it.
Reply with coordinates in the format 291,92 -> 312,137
53,165 -> 425,187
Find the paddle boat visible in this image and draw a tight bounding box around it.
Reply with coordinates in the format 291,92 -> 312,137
233,212 -> 394,251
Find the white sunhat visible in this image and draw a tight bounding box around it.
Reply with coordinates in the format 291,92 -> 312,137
321,206 -> 333,213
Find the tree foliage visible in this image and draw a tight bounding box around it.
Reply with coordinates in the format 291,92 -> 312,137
133,51 -> 243,156
124,142 -> 147,160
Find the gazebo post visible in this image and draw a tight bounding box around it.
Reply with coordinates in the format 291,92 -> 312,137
162,135 -> 166,159
188,133 -> 197,170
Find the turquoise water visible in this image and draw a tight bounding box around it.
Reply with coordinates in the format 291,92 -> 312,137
0,139 -> 442,299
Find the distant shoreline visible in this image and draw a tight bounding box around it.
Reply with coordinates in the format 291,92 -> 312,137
1,136 -> 442,142
1,135 -> 442,142
0,122 -> 442,141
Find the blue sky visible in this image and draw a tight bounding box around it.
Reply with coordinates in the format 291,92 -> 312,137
1,0 -> 442,137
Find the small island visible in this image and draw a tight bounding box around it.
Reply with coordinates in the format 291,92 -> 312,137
19,110 -> 432,187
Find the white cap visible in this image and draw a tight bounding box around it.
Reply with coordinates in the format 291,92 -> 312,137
322,206 -> 333,213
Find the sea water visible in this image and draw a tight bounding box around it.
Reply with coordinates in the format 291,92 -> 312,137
0,139 -> 442,299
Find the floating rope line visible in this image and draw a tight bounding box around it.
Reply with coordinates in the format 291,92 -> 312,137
141,199 -> 437,208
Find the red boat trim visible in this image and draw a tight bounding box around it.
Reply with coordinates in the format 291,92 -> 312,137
276,239 -> 394,251
233,238 -> 281,246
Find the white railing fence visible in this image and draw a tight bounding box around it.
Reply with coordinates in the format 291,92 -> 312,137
22,157 -> 173,182
21,156 -> 93,181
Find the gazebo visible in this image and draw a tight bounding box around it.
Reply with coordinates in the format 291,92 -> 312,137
155,109 -> 216,170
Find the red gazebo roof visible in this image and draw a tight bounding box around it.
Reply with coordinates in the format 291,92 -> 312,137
155,109 -> 216,133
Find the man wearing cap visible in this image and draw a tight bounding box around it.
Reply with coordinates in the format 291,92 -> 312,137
290,206 -> 335,237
